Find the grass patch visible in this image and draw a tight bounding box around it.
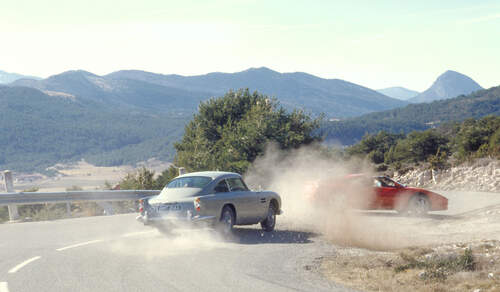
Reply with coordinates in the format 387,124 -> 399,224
395,248 -> 476,280
321,241 -> 500,292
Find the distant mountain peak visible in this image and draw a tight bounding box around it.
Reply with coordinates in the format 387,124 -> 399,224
438,70 -> 472,81
377,86 -> 419,100
239,67 -> 281,77
0,70 -> 41,84
52,70 -> 97,78
244,66 -> 275,72
409,70 -> 482,103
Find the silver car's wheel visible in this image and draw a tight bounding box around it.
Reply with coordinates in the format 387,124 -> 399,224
218,206 -> 235,235
407,195 -> 430,216
260,204 -> 276,232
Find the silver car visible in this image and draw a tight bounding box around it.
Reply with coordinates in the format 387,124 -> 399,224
136,171 -> 282,234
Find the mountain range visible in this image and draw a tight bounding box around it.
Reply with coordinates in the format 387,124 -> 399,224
0,66 -> 494,172
11,67 -> 407,117
409,70 -> 483,103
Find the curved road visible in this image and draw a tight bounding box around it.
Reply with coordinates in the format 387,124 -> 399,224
0,214 -> 349,292
1,190 -> 498,292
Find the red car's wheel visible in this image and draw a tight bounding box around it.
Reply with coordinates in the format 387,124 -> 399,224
405,194 -> 430,216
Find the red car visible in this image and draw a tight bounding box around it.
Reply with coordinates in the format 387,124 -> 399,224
306,174 -> 448,216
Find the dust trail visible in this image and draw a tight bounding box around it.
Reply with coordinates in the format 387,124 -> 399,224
244,144 -> 426,250
109,225 -> 234,260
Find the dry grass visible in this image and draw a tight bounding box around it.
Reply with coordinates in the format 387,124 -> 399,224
321,240 -> 500,292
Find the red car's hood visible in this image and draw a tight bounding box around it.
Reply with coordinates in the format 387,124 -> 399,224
401,186 -> 445,198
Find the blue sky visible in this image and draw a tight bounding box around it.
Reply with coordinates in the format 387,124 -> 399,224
1,0 -> 499,91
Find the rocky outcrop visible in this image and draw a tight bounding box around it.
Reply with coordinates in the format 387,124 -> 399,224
393,159 -> 500,193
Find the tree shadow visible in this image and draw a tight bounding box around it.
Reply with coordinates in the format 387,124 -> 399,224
229,227 -> 317,245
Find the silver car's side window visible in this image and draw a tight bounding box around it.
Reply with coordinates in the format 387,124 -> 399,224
227,178 -> 249,192
214,180 -> 230,193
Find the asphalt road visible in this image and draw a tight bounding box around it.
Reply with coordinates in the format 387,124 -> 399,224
1,190 -> 498,292
0,214 -> 350,292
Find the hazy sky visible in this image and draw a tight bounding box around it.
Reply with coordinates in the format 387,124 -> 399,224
1,0 -> 499,91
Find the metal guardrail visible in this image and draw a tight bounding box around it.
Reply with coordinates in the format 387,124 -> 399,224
1,169 -> 164,221
0,190 -> 161,206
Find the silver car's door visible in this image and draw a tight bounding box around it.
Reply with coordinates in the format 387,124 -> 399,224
206,179 -> 247,222
205,179 -> 232,218
226,177 -> 264,224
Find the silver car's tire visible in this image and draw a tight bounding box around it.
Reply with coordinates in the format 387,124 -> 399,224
406,194 -> 430,217
260,204 -> 276,232
218,206 -> 235,236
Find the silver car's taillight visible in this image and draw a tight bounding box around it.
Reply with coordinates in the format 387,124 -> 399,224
138,199 -> 145,213
194,197 -> 201,211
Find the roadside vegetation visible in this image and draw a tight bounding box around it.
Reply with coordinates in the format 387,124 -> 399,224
346,115 -> 500,172
322,241 -> 500,291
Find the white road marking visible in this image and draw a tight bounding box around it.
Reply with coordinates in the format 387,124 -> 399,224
56,239 -> 103,251
122,231 -> 155,238
0,282 -> 9,292
8,256 -> 41,274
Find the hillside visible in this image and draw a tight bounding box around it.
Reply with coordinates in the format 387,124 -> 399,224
0,86 -> 187,172
409,70 -> 483,103
377,86 -> 419,100
0,70 -> 40,84
323,85 -> 500,145
13,67 -> 408,117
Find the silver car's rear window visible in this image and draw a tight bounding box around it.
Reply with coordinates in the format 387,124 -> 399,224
167,176 -> 212,189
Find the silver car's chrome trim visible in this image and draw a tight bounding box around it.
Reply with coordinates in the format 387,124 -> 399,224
137,214 -> 216,223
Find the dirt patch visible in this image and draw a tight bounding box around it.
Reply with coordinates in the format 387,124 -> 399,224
321,240 -> 500,292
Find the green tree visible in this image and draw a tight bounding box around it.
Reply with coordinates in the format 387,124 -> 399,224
347,131 -> 404,164
174,89 -> 321,173
119,167 -> 156,190
453,116 -> 500,160
384,130 -> 448,164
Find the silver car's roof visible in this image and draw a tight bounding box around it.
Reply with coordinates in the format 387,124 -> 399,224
177,171 -> 241,180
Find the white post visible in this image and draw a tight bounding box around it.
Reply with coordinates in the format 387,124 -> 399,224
66,202 -> 71,217
178,167 -> 186,176
3,170 -> 20,221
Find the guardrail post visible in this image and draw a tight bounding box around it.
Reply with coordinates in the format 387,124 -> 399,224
97,202 -> 115,215
66,202 -> 71,217
3,170 -> 20,221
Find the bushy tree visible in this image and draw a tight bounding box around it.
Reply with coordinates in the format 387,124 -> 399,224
174,89 -> 321,173
385,130 -> 449,163
453,116 -> 500,160
347,131 -> 404,164
119,167 -> 155,190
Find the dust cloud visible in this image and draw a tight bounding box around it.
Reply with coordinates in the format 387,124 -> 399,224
109,224 -> 234,260
244,144 -> 428,250
111,144 -> 498,255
